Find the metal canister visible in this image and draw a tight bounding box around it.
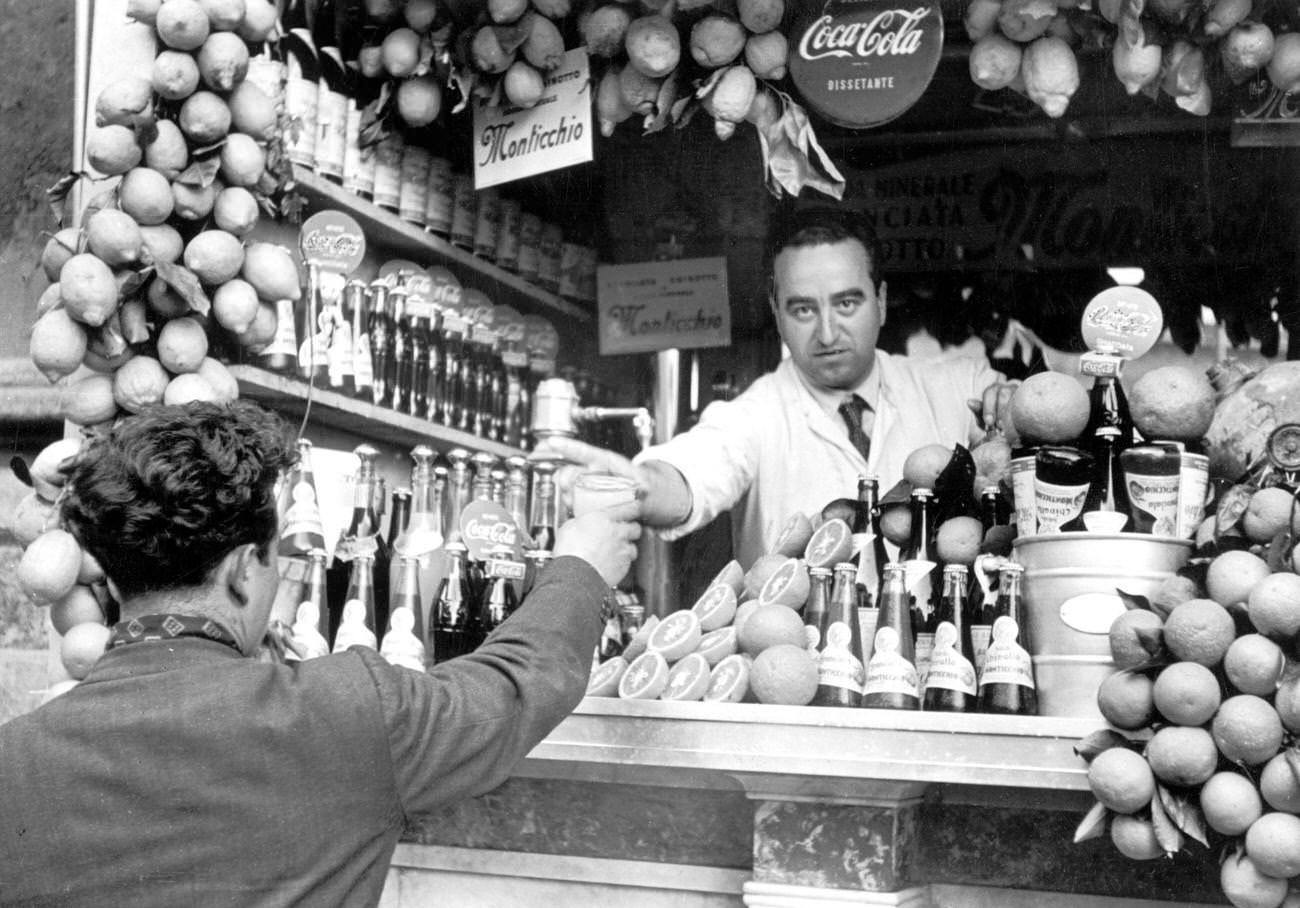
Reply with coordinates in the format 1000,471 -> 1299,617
537,222 -> 563,292
449,174 -> 476,250
1010,455 -> 1037,536
397,144 -> 430,224
423,156 -> 453,236
494,198 -> 521,271
1177,452 -> 1210,540
531,377 -> 581,442
516,213 -> 541,282
473,188 -> 500,262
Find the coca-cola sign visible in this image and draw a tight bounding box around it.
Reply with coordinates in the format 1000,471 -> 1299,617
789,0 -> 943,130
459,500 -> 523,561
299,210 -> 366,274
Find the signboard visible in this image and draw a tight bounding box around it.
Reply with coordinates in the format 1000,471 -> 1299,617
472,48 -> 593,189
788,0 -> 943,130
596,258 -> 732,355
824,140 -> 1290,272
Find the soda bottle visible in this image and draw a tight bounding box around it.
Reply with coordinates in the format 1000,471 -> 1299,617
460,324 -> 484,435
386,487 -> 412,552
501,330 -> 529,448
471,452 -> 498,501
480,547 -> 521,637
431,463 -> 448,537
279,439 -> 327,557
528,460 -> 558,552
802,566 -> 832,656
521,548 -> 552,600
597,593 -> 624,661
368,280 -> 394,408
303,547 -> 330,645
297,263 -> 331,385
346,280 -> 374,400
407,288 -> 432,419
444,448 -> 473,536
431,540 -> 476,661
423,304 -> 445,422
438,307 -> 468,427
618,598 -> 645,651
862,563 -> 920,710
312,4 -> 347,183
395,445 -> 445,602
487,330 -> 509,442
389,286 -> 413,414
923,565 -> 978,713
976,562 -> 1037,715
326,444 -> 391,641
392,554 -> 426,654
812,563 -> 866,707
969,555 -> 1002,676
1066,426 -> 1132,533
503,456 -> 531,535
1079,351 -> 1135,448
336,551 -> 378,649
325,278 -> 354,395
281,0 -> 318,169
852,475 -> 889,607
489,466 -> 507,506
979,485 -> 1011,531
901,488 -> 940,685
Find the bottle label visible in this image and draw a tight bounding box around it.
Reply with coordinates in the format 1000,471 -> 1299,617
399,146 -> 431,224
450,175 -> 477,248
327,317 -> 354,386
316,86 -> 348,178
473,190 -> 500,260
373,135 -> 403,210
333,533 -> 378,563
424,157 -> 454,235
970,623 -> 991,675
280,481 -> 324,548
284,77 -> 318,166
925,622 -> 977,695
486,557 -> 527,580
298,306 -> 334,374
914,631 -> 934,686
1010,456 -> 1036,535
1125,470 -> 1181,537
804,623 -> 821,655
342,105 -> 375,196
1033,477 -> 1089,534
816,620 -> 865,693
863,626 -> 920,697
261,298 -> 298,360
979,616 -> 1035,690
353,331 -> 374,390
1177,454 -> 1210,540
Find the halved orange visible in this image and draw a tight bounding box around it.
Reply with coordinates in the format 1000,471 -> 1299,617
661,652 -> 711,701
804,517 -> 853,568
622,614 -> 659,662
586,657 -> 628,697
693,584 -> 739,631
709,559 -> 745,596
704,653 -> 751,702
618,652 -> 670,699
757,557 -> 811,610
771,511 -> 814,557
646,609 -> 702,662
696,625 -> 739,665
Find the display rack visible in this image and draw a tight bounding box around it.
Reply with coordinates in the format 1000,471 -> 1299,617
230,364 -> 525,458
291,168 -> 593,325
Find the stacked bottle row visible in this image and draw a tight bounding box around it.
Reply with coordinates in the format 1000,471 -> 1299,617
265,1 -> 596,304
275,439 -> 563,669
812,477 -> 1036,715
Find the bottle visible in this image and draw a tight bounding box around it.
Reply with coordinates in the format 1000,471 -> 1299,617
278,439 -> 327,557
301,547 -> 330,647
280,0 -> 319,169
431,540 -> 475,662
459,324 -> 483,435
341,48 -> 378,200
979,485 -> 1011,532
396,445 -> 445,602
297,263 -> 331,385
852,475 -> 888,608
489,466 -> 507,506
969,555 -> 1002,676
259,292 -> 300,375
326,445 -> 391,641
379,604 -> 427,673
862,562 -> 920,710
389,286 -> 413,414
444,448 -> 473,536
976,562 -> 1037,715
1033,446 -> 1094,534
482,330 -> 506,441
1079,351 -> 1135,448
347,280 -> 374,400
521,548 -> 552,600
368,280 -> 394,408
1067,426 -> 1132,533
480,549 -> 521,637
336,551 -> 378,649
922,565 -> 978,713
618,599 -> 645,651
503,456 -> 531,536
386,487 -> 412,552
424,304 -> 445,421
313,4 -> 348,183
391,554 -> 427,655
900,488 -> 939,685
811,563 -> 866,707
407,293 -> 432,419
802,566 -> 833,656
325,276 -> 354,394
437,305 -> 467,427
501,329 -> 530,448
597,593 -> 624,661
528,460 -> 558,552
471,452 -> 498,501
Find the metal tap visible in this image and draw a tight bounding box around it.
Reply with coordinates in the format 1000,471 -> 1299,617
531,378 -> 655,451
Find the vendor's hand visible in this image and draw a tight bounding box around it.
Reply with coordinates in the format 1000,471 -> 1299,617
968,381 -> 1020,434
554,501 -> 643,587
531,437 -> 646,515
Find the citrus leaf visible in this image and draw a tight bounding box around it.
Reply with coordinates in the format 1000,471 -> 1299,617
96,313 -> 129,358
176,156 -> 222,188
153,260 -> 211,316
1158,785 -> 1208,848
1117,588 -> 1153,612
1074,729 -> 1134,763
1135,625 -> 1165,656
1267,529 -> 1294,573
1150,784 -> 1184,855
10,456 -> 33,488
116,266 -> 153,300
83,186 -> 119,223
1217,484 -> 1254,536
1073,800 -> 1109,844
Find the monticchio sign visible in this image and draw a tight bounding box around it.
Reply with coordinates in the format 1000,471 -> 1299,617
789,0 -> 943,129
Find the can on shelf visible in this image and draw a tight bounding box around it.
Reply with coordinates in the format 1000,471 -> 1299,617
537,222 -> 563,293
449,174 -> 476,250
372,133 -> 403,212
495,198 -> 521,272
1177,452 -> 1210,540
516,212 -> 541,282
398,145 -> 430,224
424,156 -> 453,237
1010,455 -> 1036,536
473,188 -> 500,262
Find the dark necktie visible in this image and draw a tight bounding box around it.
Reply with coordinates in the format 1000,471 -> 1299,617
838,394 -> 871,463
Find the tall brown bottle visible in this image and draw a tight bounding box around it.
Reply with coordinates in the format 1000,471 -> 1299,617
386,487 -> 412,552
326,444 -> 391,642
862,562 -> 920,710
431,540 -> 475,662
528,460 -> 558,552
901,488 -> 940,686
368,280 -> 394,407
392,554 -> 426,654
303,547 -> 330,644
976,562 -> 1037,715
922,565 -> 978,713
811,563 -> 866,707
802,567 -> 832,656
852,475 -> 889,608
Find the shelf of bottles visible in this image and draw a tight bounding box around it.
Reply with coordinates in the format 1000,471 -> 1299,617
230,364 -> 524,458
291,167 -> 592,326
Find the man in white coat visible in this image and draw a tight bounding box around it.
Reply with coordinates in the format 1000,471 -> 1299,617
537,208 -> 1017,569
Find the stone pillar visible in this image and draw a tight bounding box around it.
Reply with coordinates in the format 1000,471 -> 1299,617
736,777 -> 929,908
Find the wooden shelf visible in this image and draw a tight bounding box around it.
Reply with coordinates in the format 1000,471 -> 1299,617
230,364 -> 524,458
292,168 -> 592,325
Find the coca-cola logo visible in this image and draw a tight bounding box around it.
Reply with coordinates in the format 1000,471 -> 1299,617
789,0 -> 943,130
300,211 -> 366,272
459,500 -> 523,560
1080,287 -> 1163,359
464,518 -> 517,545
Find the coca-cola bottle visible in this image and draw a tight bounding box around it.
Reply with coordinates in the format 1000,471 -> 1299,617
326,444 -> 391,641
408,294 -> 432,420
459,324 -> 484,435
852,475 -> 889,607
503,456 -> 531,535
346,280 -> 374,400
443,448 -> 473,536
976,562 -> 1037,715
392,554 -> 426,654
281,0 -> 318,169
437,307 -> 468,427
279,439 -> 327,557
325,279 -> 354,395
332,551 -> 378,651
901,488 -> 940,685
1068,426 -> 1132,533
303,547 -> 330,645
862,562 -> 920,710
501,331 -> 529,448
979,485 -> 1011,531
1079,351 -> 1135,448
922,565 -> 978,713
297,263 -> 331,386
471,452 -> 498,501
431,540 -> 475,661
394,445 -> 445,603
389,286 -> 412,414
803,566 -> 833,656
368,280 -> 394,408
969,555 -> 1002,676
618,599 -> 644,650
489,466 -> 507,506
480,546 -> 521,638
386,487 -> 412,552
521,548 -> 552,600
811,563 -> 866,708
528,460 -> 558,552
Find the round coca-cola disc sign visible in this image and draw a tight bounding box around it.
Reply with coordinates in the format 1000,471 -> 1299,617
789,0 -> 944,130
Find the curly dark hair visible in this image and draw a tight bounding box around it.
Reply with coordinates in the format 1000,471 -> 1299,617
60,401 -> 297,599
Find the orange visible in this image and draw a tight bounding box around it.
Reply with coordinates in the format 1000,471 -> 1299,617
625,14 -> 680,79
1145,725 -> 1219,787
1152,660 -> 1222,726
879,504 -> 912,547
1151,574 -> 1199,619
1246,812 -> 1300,879
1163,598 -> 1236,667
237,0 -> 277,41
120,166 -> 175,226
19,530 -> 84,604
1008,371 -> 1090,444
621,614 -> 658,662
646,609 -> 702,662
241,242 -> 303,301
1201,771 -> 1265,836
140,224 -> 185,264
50,585 -> 105,636
164,373 -> 220,405
1243,487 -> 1300,544
757,558 -> 810,609
744,552 -> 787,599
85,209 -> 144,267
381,27 -> 422,78
61,374 -> 118,426
1220,852 -> 1288,908
804,518 -> 853,568
586,657 -> 627,697
903,443 -> 952,489
739,0 -> 784,33
1249,573 -> 1300,643
1208,550 -> 1272,608
690,15 -> 746,68
709,559 -> 745,596
86,124 -> 142,176
704,653 -> 750,702
748,643 -> 818,705
503,61 -> 545,110
178,90 -> 232,145
29,308 -> 88,383
29,438 -> 81,502
692,584 -> 738,631
112,355 -> 171,413
733,600 -> 759,639
1129,365 -> 1216,442
40,227 -> 80,282
1097,670 -> 1155,730
196,357 -> 239,403
1260,753 -> 1300,813
60,621 -> 111,680
696,626 -> 738,666
197,31 -> 250,91
219,133 -> 266,188
184,229 -> 245,285
618,651 -> 670,699
227,80 -> 276,142
1086,746 -> 1155,814
157,317 -> 210,374
1108,609 -> 1164,669
94,76 -> 154,128
1214,695 -> 1285,766
1109,815 -> 1162,860
771,512 -> 814,557
60,253 -> 119,327
212,278 -> 261,334
11,493 -> 58,547
936,516 -> 983,565
156,0 -> 211,50
1277,667 -> 1300,735
738,603 -> 806,656
661,652 -> 711,701
1226,634 -> 1286,697
213,186 -> 260,236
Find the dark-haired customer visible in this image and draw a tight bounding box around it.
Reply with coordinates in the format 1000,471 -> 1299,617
538,208 -> 1017,567
0,400 -> 641,908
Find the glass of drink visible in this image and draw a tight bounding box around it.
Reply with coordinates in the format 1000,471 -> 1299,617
572,471 -> 638,517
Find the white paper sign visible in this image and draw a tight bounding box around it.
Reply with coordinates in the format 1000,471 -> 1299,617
596,257 -> 732,355
472,48 -> 593,190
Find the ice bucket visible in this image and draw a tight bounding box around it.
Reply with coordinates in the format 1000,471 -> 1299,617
1012,532 -> 1193,718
